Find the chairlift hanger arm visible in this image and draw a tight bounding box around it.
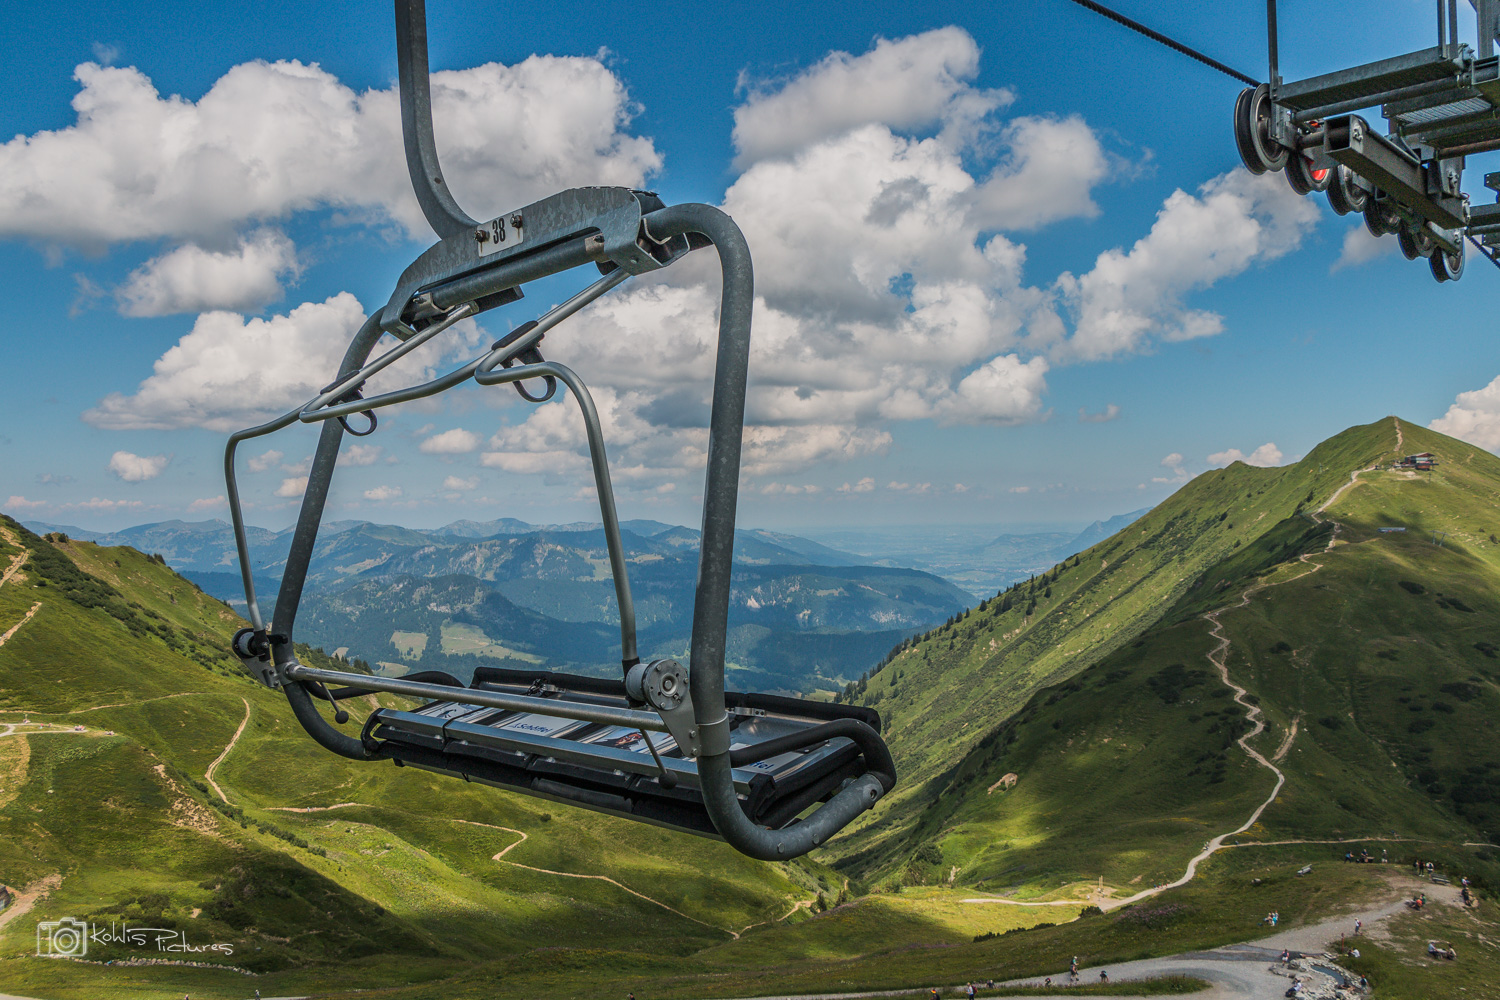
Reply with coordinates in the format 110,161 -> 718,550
395,0 -> 476,240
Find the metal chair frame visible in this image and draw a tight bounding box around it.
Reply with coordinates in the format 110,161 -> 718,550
222,0 -> 893,860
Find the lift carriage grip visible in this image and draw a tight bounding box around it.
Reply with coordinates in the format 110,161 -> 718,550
219,0 -> 897,859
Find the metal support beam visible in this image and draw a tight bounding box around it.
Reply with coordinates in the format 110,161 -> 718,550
1325,115 -> 1467,228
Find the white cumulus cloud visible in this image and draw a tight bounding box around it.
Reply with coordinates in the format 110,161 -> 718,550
0,56 -> 659,245
1208,443 -> 1283,468
339,444 -> 383,467
1431,374 -> 1500,450
1056,169 -> 1320,361
363,485 -> 403,501
1330,224 -> 1396,273
443,475 -> 479,491
188,495 -> 226,512
1153,451 -> 1187,484
107,450 -> 170,481
116,229 -> 299,316
420,428 -> 480,454
732,27 -> 1010,167
85,293 -> 484,432
1079,403 -> 1121,423
246,449 -> 284,473
274,476 -> 307,498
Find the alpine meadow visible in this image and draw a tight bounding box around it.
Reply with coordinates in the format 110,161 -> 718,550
8,2 -> 1500,999
3,416 -> 1499,999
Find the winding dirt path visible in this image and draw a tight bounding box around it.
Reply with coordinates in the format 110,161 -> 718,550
1103,422 -> 1411,909
0,551 -> 27,590
0,603 -> 40,649
965,424 -> 1407,916
459,819 -> 732,936
204,698 -> 250,804
262,803 -> 761,938
1272,714 -> 1300,762
0,873 -> 62,934
0,522 -> 29,590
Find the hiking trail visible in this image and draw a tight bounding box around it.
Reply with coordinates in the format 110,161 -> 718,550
204,698 -> 251,804
264,803 -> 772,939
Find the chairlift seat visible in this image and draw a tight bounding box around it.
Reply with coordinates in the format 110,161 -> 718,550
223,0 -> 897,860
363,668 -> 882,837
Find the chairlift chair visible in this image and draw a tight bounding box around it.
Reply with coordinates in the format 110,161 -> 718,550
222,0 -> 896,860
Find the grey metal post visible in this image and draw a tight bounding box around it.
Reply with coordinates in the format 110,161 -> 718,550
394,0 -> 475,239
641,204 -> 887,859
1267,0 -> 1280,95
1476,0 -> 1500,58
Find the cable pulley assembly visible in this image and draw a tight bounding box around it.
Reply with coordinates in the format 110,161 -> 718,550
1067,0 -> 1500,282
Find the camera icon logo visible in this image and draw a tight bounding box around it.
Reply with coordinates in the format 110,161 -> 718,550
36,917 -> 89,958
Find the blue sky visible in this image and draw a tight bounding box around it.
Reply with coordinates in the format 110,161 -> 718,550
3,0 -> 1499,533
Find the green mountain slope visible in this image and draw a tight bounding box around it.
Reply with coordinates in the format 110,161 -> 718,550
847,418 -> 1500,905
0,516 -> 834,997
830,419 -> 1404,868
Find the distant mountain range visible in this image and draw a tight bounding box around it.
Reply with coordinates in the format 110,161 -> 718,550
793,509 -> 1152,598
24,515 -> 965,693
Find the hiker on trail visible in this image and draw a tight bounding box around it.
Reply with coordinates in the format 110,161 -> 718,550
1427,861 -> 1435,873
1354,918 -> 1362,935
965,982 -> 976,999
1281,948 -> 1291,965
1043,977 -> 1052,988
1099,970 -> 1109,982
930,988 -> 940,1000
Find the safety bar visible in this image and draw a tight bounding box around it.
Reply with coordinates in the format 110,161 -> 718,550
301,303 -> 474,419
472,360 -> 637,663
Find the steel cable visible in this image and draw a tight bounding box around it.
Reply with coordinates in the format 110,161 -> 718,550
1060,0 -> 1260,87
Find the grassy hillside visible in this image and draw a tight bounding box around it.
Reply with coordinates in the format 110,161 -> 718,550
830,418 -> 1405,869
840,418 -> 1500,996
0,516 -> 837,997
